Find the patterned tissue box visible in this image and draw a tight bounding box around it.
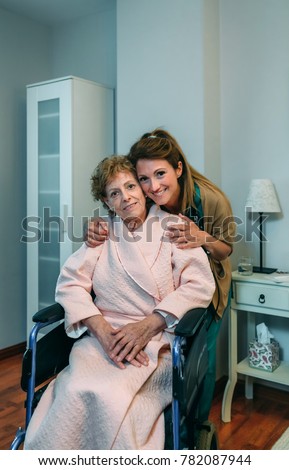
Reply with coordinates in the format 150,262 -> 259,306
248,339 -> 280,372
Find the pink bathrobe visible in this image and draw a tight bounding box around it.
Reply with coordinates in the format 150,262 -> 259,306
24,205 -> 215,450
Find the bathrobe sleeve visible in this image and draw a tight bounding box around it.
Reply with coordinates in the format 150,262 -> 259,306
55,243 -> 103,338
153,244 -> 215,321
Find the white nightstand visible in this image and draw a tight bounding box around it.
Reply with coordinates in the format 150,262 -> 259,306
221,271 -> 289,422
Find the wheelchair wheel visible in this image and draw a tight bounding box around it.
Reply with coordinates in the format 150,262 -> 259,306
196,420 -> 219,450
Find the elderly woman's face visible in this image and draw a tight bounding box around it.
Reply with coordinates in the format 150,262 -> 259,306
104,171 -> 147,224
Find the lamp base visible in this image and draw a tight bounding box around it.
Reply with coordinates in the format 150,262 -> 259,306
253,266 -> 277,274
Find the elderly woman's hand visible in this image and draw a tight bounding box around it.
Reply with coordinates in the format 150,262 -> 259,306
83,217 -> 109,247
83,315 -> 149,369
109,313 -> 166,365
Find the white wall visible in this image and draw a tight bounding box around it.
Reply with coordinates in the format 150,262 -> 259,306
0,8 -> 52,349
220,0 -> 289,360
203,0 -> 221,185
220,0 -> 289,272
51,7 -> 116,88
116,0 -> 206,174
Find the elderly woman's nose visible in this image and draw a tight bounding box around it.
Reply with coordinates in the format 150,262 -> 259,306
122,189 -> 131,200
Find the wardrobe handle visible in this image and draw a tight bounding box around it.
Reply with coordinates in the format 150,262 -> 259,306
258,294 -> 265,304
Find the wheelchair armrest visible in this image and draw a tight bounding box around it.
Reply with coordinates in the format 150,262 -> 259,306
174,307 -> 207,337
32,303 -> 65,324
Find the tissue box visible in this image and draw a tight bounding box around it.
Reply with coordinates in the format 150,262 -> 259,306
248,339 -> 280,372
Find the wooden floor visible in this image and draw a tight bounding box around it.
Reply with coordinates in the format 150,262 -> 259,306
1,353 -> 289,450
210,380 -> 289,449
0,354 -> 26,450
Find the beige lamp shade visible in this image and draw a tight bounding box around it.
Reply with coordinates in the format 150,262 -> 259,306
245,179 -> 281,213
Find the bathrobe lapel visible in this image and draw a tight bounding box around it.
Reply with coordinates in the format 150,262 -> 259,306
112,206 -> 167,300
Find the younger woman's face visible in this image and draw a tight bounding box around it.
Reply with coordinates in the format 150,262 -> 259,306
104,171 -> 147,225
136,159 -> 182,211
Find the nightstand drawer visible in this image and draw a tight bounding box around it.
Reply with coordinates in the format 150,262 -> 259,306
235,282 -> 289,311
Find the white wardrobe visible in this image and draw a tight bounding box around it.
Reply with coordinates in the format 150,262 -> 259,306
26,76 -> 114,337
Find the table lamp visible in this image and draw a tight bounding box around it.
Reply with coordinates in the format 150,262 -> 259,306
245,179 -> 281,274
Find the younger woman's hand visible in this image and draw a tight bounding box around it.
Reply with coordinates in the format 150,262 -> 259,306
83,217 -> 109,247
167,214 -> 232,260
166,214 -> 206,248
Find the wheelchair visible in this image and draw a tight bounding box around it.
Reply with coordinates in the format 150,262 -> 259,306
10,304 -> 219,450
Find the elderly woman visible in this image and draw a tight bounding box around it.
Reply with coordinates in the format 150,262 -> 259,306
24,155 -> 215,450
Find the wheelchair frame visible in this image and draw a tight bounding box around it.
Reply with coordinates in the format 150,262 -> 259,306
11,304 -> 218,450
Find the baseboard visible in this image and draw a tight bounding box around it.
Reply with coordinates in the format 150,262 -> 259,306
0,342 -> 26,361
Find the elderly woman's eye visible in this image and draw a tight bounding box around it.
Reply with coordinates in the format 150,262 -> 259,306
110,191 -> 119,198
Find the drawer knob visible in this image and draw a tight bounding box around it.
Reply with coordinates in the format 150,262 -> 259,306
258,294 -> 265,304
